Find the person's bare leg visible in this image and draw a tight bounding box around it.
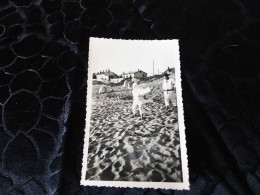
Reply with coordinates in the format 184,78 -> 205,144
170,93 -> 177,111
139,103 -> 143,119
132,101 -> 138,118
165,95 -> 170,111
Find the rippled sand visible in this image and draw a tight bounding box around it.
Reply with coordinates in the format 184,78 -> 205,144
86,78 -> 182,182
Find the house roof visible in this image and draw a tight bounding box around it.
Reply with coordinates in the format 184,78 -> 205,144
122,70 -> 147,75
96,70 -> 118,77
163,67 -> 175,74
104,71 -> 117,76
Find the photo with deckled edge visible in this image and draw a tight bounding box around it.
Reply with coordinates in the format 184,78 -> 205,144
81,38 -> 189,190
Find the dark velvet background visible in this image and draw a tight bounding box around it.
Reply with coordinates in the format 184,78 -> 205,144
0,0 -> 259,194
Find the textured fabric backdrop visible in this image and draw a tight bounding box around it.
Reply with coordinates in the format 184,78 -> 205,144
0,0 -> 259,194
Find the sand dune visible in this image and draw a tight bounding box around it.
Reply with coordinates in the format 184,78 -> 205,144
86,78 -> 182,182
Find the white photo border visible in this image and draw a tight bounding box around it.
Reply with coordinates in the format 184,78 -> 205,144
81,37 -> 189,190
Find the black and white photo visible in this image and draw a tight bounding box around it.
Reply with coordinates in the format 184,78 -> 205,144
81,38 -> 189,189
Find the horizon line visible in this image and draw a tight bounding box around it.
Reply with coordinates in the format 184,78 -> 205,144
93,67 -> 174,76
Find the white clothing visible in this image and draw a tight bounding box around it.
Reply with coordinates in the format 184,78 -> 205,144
163,78 -> 176,107
127,82 -> 131,89
132,84 -> 151,117
123,80 -> 128,88
132,84 -> 151,100
99,86 -> 106,94
163,78 -> 175,91
99,85 -> 112,94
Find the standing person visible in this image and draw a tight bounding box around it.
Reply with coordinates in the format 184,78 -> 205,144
163,72 -> 176,110
98,85 -> 106,94
107,76 -> 113,92
123,79 -> 128,88
127,78 -> 132,89
123,78 -> 131,89
132,78 -> 152,119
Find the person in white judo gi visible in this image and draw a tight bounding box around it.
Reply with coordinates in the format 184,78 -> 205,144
132,78 -> 152,119
163,72 -> 176,110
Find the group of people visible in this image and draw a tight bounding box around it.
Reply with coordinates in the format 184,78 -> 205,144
97,71 -> 177,119
131,71 -> 176,119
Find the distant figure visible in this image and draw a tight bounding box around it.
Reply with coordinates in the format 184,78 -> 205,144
163,72 -> 176,110
128,82 -> 131,89
107,77 -> 113,92
99,85 -> 106,94
108,86 -> 113,92
98,85 -> 113,94
123,79 -> 131,89
123,80 -> 128,88
132,78 -> 152,119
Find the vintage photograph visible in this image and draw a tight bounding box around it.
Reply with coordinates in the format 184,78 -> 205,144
81,38 -> 189,189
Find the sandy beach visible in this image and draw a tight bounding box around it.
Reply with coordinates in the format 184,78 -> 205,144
85,77 -> 182,182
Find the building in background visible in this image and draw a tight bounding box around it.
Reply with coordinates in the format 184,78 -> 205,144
95,70 -> 119,81
162,67 -> 175,75
121,69 -> 147,79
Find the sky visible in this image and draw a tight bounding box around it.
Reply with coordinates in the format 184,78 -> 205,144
88,38 -> 180,76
